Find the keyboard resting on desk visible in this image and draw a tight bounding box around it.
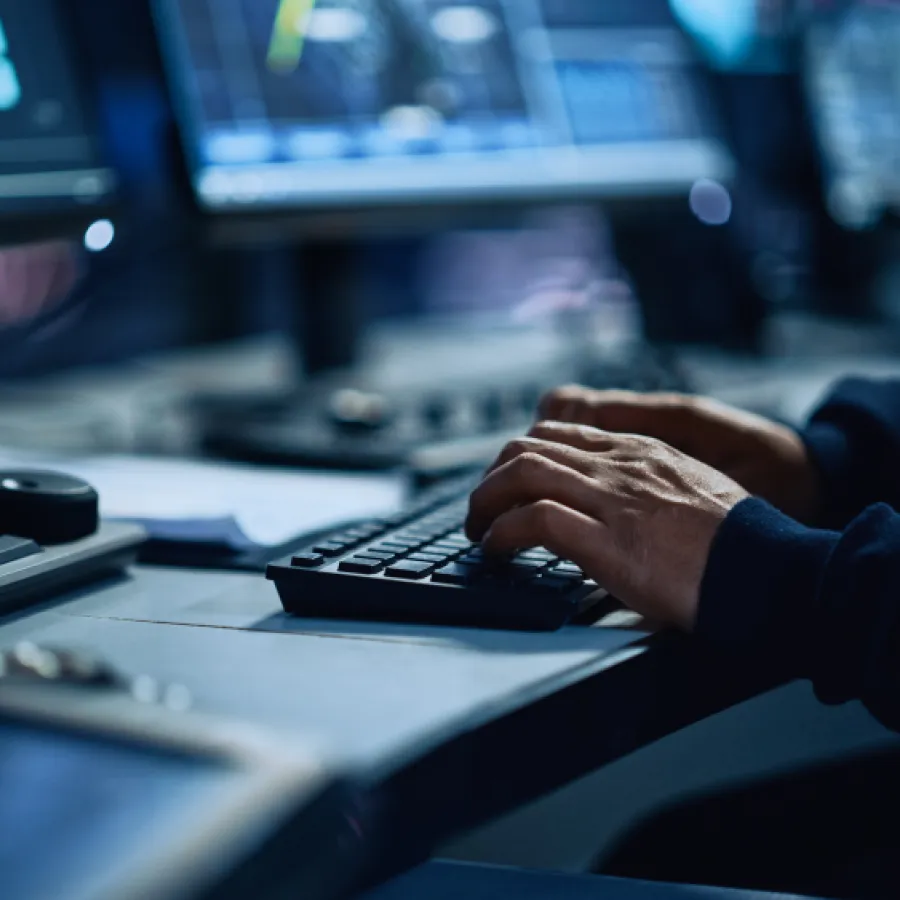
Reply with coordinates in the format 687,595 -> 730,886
267,479 -> 615,631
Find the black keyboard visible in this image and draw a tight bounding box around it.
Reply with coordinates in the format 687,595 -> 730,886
267,480 -> 612,631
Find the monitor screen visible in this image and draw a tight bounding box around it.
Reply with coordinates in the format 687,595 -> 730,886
155,0 -> 732,214
0,1 -> 116,237
803,0 -> 900,228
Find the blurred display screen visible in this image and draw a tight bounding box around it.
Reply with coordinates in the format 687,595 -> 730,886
0,1 -> 116,220
804,0 -> 900,227
671,0 -> 795,72
154,0 -> 731,211
0,719 -> 236,899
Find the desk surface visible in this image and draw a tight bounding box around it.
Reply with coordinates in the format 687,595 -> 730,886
0,564 -> 785,883
0,566 -> 645,778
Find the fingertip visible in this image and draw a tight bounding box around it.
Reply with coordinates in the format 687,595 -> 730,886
463,506 -> 488,542
481,524 -> 517,559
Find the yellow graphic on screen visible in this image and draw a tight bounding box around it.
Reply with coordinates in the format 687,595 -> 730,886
0,18 -> 21,110
268,0 -> 319,73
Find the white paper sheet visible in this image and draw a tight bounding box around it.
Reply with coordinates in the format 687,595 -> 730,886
0,451 -> 406,549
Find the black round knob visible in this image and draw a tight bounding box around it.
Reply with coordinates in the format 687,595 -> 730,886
0,471 -> 99,545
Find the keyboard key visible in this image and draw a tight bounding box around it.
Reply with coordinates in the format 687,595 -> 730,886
441,540 -> 472,552
509,558 -> 545,571
534,574 -> 581,593
458,549 -> 485,565
428,541 -> 464,554
553,563 -> 584,579
428,520 -> 458,532
431,564 -> 479,586
339,557 -> 386,575
507,562 -> 546,581
390,535 -> 433,550
358,549 -> 398,561
409,552 -> 450,564
374,541 -> 417,553
395,529 -> 434,541
518,548 -> 555,562
386,560 -> 434,580
291,552 -> 326,568
312,541 -> 350,558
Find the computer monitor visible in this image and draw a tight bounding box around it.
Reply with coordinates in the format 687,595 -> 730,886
802,0 -> 900,230
0,0 -> 117,246
154,0 -> 733,231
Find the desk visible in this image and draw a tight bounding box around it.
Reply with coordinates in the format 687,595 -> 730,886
0,317 -> 880,885
0,565 -> 787,885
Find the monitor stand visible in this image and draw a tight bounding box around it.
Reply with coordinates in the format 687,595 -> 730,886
188,232 -> 692,475
185,238 -> 368,430
291,240 -> 365,379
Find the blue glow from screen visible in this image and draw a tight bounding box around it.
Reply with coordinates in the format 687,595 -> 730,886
670,0 -> 757,68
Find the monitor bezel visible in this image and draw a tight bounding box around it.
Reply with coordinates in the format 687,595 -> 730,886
151,0 -> 735,243
0,0 -> 119,248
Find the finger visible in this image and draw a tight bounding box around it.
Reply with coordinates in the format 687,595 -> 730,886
486,433 -> 611,476
481,500 -> 622,586
466,451 -> 606,541
539,385 -> 601,425
550,389 -> 710,449
527,420 -> 620,454
541,386 -> 662,429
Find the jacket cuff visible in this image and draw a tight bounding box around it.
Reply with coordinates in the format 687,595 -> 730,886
697,498 -> 839,658
800,422 -> 855,528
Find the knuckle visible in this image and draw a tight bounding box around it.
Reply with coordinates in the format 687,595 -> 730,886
506,437 -> 537,458
532,499 -> 562,529
529,420 -> 561,440
582,424 -> 610,446
514,451 -> 549,480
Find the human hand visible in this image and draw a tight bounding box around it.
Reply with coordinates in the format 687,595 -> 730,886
465,423 -> 749,631
540,387 -> 819,524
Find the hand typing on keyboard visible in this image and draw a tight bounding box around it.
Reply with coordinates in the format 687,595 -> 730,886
540,386 -> 818,523
465,419 -> 749,632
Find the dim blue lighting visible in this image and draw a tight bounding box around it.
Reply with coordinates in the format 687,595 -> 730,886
670,0 -> 757,69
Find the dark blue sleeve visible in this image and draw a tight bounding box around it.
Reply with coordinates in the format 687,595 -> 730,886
802,378 -> 900,529
699,498 -> 900,731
